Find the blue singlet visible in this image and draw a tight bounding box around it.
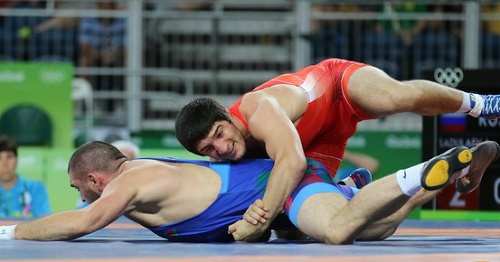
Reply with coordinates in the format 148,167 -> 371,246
145,157 -> 357,242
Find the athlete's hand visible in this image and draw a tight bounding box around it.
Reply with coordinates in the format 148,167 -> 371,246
228,219 -> 268,242
243,199 -> 269,225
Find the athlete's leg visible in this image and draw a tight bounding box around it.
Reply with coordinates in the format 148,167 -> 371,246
296,175 -> 410,244
356,141 -> 500,240
355,188 -> 438,241
346,66 -> 497,118
295,146 -> 472,244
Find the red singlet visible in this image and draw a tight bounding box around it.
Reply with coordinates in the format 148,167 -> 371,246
228,58 -> 374,177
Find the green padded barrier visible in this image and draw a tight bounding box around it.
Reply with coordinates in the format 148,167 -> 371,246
0,62 -> 73,150
0,104 -> 53,146
420,210 -> 500,222
17,147 -> 47,182
44,149 -> 78,212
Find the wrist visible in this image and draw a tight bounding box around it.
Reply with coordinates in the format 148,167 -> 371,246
0,225 -> 17,240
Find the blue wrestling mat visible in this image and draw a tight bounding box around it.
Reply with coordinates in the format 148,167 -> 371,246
0,219 -> 499,262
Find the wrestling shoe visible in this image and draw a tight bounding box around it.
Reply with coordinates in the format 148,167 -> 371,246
480,94 -> 500,118
421,146 -> 472,191
339,168 -> 372,189
456,141 -> 500,194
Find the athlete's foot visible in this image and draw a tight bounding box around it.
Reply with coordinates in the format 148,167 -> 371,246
480,94 -> 500,118
421,146 -> 472,191
456,141 -> 500,194
339,168 -> 372,189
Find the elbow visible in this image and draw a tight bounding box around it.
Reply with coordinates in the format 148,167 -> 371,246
65,225 -> 88,240
78,220 -> 97,235
290,156 -> 307,178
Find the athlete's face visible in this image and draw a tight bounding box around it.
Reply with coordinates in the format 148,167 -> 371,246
69,173 -> 101,204
196,120 -> 246,160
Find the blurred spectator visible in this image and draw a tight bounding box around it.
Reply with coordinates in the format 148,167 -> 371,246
407,4 -> 461,79
0,1 -> 45,60
76,139 -> 140,209
0,135 -> 51,218
481,1 -> 500,68
483,2 -> 500,35
309,3 -> 365,62
147,0 -> 210,11
2,1 -> 45,9
30,1 -> 93,63
78,0 -> 126,114
34,1 -> 93,33
110,139 -> 141,160
375,2 -> 428,46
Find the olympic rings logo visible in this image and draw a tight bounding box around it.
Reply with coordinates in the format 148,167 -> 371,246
434,67 -> 464,88
39,69 -> 66,84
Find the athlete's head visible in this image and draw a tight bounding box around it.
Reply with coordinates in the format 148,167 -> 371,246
68,141 -> 127,203
175,97 -> 246,160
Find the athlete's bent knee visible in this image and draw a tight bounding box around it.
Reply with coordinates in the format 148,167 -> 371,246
324,231 -> 356,245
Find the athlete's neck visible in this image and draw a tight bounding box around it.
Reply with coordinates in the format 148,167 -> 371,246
229,113 -> 251,140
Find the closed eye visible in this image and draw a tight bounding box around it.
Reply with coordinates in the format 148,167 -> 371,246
200,145 -> 213,155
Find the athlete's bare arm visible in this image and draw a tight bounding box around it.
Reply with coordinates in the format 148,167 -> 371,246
13,178 -> 135,240
11,160 -> 222,241
228,85 -> 309,241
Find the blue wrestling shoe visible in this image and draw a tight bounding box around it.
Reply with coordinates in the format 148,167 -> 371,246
456,141 -> 500,194
347,168 -> 372,189
480,95 -> 500,118
421,146 -> 472,191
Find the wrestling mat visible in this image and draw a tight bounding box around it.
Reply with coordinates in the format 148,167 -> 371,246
1,219 -> 499,262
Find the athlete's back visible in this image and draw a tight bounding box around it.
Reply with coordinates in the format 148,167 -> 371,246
121,157 -> 275,242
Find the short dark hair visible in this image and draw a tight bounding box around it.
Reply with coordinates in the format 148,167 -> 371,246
0,135 -> 18,156
68,141 -> 126,180
175,97 -> 231,155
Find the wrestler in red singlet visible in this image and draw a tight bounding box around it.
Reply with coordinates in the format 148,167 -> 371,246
228,58 -> 375,177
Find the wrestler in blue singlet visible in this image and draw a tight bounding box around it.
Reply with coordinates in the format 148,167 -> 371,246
146,157 -> 358,242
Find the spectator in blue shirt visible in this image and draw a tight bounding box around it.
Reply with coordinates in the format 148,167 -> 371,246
78,1 -> 126,68
0,135 -> 51,218
78,0 -> 126,114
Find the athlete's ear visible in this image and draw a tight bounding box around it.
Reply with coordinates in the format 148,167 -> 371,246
87,172 -> 101,188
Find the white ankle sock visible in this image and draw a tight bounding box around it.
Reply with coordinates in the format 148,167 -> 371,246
457,92 -> 471,112
396,163 -> 425,196
463,93 -> 483,117
342,177 -> 355,187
